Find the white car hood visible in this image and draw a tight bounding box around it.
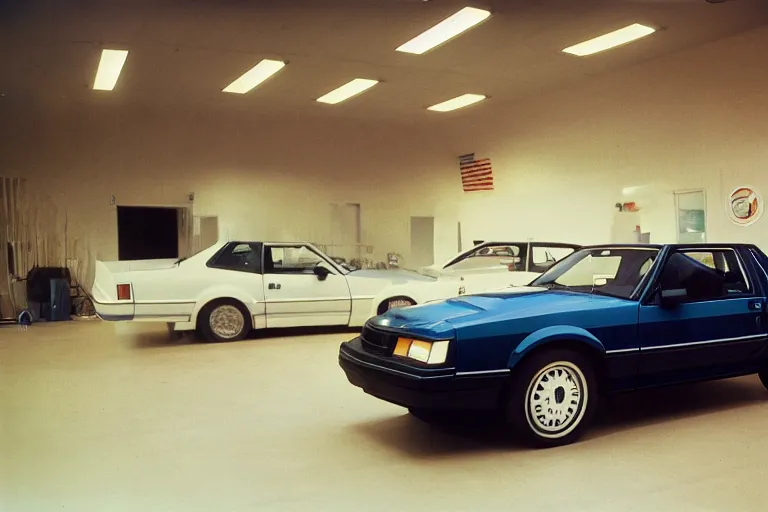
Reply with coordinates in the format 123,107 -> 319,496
416,264 -> 518,279
347,269 -> 435,283
417,265 -> 444,278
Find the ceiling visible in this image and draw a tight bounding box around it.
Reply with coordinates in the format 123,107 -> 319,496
1,0 -> 767,123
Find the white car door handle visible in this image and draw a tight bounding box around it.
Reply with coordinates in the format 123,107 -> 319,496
268,283 -> 281,290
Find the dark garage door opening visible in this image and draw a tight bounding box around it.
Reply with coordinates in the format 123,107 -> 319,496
117,206 -> 179,261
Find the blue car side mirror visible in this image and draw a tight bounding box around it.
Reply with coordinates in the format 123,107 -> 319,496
660,288 -> 687,308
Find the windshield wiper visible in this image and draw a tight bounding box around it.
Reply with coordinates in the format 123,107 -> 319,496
539,282 -> 569,290
541,282 -> 601,296
590,288 -> 622,299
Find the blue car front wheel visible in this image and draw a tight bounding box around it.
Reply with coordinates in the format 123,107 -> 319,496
506,348 -> 597,448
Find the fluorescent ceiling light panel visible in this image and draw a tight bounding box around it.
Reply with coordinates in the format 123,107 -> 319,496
396,6 -> 491,55
562,23 -> 656,57
427,93 -> 486,112
93,49 -> 128,91
316,78 -> 379,105
223,59 -> 286,94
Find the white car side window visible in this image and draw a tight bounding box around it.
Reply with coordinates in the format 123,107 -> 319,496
267,246 -> 324,274
271,247 -> 285,266
210,243 -> 261,273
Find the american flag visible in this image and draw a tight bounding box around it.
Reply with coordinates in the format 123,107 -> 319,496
459,153 -> 494,192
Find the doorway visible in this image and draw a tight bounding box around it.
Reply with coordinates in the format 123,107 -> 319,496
117,206 -> 179,261
197,216 -> 219,253
330,203 -> 362,261
410,216 -> 435,268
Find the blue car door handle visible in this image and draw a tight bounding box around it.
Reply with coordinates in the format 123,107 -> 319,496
749,300 -> 763,311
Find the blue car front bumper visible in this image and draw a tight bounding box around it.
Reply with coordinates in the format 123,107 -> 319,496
339,337 -> 506,410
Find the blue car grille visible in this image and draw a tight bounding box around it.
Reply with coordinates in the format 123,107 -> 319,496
361,325 -> 398,356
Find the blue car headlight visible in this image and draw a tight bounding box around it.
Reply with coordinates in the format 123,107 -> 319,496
393,338 -> 450,365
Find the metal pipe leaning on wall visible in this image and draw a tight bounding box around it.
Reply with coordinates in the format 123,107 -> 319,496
0,177 -> 94,319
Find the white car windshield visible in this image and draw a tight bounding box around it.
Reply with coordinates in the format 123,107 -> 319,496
444,244 -> 527,272
531,247 -> 659,300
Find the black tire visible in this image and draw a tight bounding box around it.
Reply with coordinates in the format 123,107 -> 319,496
379,297 -> 416,314
505,348 -> 597,448
758,367 -> 768,390
196,299 -> 252,342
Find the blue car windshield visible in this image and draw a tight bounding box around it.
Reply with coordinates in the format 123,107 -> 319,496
530,247 -> 660,300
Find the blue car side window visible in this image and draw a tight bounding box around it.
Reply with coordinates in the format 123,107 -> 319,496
659,250 -> 751,303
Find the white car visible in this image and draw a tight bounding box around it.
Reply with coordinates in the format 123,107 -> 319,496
420,240 -> 580,295
91,241 -> 441,342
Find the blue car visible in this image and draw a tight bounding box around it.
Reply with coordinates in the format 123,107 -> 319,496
339,244 -> 768,447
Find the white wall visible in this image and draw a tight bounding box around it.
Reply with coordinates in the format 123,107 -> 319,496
0,104 -> 455,266
3,25 -> 767,270
431,24 -> 768,251
409,216 -> 435,268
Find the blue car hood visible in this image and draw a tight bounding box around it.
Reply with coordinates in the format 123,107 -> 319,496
366,288 -> 509,339
372,286 -> 630,339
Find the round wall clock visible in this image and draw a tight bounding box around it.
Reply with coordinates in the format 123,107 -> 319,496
728,186 -> 763,226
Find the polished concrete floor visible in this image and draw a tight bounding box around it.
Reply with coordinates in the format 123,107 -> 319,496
2,320 -> 768,511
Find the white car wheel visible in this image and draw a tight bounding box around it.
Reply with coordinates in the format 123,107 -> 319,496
209,305 -> 245,340
197,299 -> 251,342
506,348 -> 597,447
387,298 -> 415,310
525,361 -> 588,439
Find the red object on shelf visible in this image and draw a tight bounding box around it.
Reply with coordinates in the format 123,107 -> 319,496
622,201 -> 639,212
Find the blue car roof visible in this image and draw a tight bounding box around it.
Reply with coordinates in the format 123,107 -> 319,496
581,243 -> 758,250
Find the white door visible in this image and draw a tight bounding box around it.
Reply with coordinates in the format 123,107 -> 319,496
410,216 -> 435,268
263,244 -> 352,328
330,203 -> 361,262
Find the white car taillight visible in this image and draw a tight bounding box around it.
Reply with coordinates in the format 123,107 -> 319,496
116,284 -> 131,301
